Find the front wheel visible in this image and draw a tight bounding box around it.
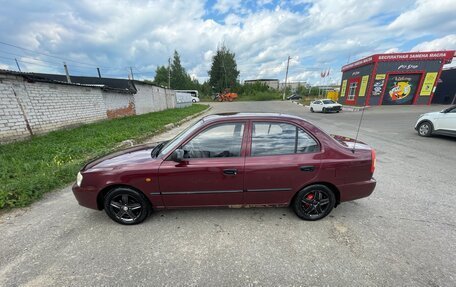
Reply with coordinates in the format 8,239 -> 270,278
310,107 -> 314,113
418,122 -> 432,137
104,187 -> 150,225
322,107 -> 326,113
293,185 -> 336,221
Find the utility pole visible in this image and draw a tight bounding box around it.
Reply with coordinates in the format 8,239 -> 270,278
15,58 -> 22,72
130,67 -> 134,81
168,58 -> 171,89
97,67 -> 102,78
283,56 -> 291,100
63,62 -> 71,83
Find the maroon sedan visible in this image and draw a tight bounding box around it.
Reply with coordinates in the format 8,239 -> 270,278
73,113 -> 376,224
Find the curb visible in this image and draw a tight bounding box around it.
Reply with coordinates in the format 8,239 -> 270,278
342,105 -> 370,112
174,105 -> 213,127
126,105 -> 212,146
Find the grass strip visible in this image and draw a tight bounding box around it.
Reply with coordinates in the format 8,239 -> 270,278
0,104 -> 208,209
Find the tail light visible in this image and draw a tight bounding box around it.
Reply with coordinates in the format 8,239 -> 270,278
371,149 -> 376,174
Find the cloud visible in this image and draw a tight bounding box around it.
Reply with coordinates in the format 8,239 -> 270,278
0,0 -> 454,85
411,35 -> 456,52
388,0 -> 456,36
213,0 -> 242,14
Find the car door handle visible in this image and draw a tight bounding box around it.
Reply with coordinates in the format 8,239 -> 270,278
300,166 -> 315,172
223,169 -> 238,175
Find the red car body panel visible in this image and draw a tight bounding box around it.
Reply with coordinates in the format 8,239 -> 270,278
72,113 -> 376,211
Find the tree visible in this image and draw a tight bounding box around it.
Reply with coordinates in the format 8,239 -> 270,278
170,50 -> 193,90
208,44 -> 240,93
152,65 -> 169,87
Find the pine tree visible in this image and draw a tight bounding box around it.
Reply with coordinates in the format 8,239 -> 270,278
152,65 -> 169,87
208,44 -> 240,93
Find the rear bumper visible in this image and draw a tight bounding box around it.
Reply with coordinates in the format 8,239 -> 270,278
72,183 -> 100,210
338,178 -> 376,202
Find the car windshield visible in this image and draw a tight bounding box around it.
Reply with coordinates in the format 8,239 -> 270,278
323,100 -> 335,104
158,120 -> 203,157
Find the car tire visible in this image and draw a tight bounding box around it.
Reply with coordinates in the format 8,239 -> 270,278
336,111 -> 340,113
192,99 -> 196,103
418,121 -> 432,137
310,107 -> 314,113
104,187 -> 151,225
292,184 -> 336,221
322,107 -> 326,113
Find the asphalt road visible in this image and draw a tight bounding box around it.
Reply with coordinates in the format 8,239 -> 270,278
1,101 -> 455,286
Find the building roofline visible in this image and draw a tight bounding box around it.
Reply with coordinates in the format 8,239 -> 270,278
341,50 -> 456,72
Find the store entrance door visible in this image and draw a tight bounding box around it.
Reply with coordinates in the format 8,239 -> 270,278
346,77 -> 360,105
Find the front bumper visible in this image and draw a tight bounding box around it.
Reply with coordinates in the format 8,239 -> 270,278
325,106 -> 342,112
338,178 -> 376,202
72,183 -> 100,210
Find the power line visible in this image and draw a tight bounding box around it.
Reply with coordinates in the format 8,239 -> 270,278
0,40 -> 116,69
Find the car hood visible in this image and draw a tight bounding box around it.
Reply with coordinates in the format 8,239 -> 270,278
421,111 -> 440,117
82,143 -> 158,171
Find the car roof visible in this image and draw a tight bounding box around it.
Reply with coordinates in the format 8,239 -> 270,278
202,112 -> 305,122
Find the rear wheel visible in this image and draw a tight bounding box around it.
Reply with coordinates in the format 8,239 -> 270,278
293,184 -> 335,221
418,121 -> 432,137
104,187 -> 150,225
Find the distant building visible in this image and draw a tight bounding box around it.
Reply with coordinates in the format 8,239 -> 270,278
339,50 -> 455,106
244,79 -> 279,89
279,81 -> 309,91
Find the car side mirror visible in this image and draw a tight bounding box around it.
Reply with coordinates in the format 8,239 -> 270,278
171,149 -> 184,162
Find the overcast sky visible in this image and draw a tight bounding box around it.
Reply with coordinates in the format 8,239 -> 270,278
0,0 -> 455,85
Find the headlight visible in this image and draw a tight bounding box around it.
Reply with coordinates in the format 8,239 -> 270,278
76,172 -> 83,187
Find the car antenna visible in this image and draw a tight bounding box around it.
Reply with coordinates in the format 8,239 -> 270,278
352,101 -> 367,154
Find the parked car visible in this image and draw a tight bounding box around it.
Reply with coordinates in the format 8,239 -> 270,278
415,105 -> 456,137
73,113 -> 376,225
287,94 -> 302,100
310,99 -> 342,113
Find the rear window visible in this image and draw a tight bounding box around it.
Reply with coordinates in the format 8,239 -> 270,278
330,134 -> 348,147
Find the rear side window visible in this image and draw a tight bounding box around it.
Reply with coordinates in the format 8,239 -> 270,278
251,122 -> 319,156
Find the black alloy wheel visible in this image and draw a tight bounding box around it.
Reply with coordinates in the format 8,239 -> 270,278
293,184 -> 335,221
104,187 -> 150,225
310,107 -> 314,112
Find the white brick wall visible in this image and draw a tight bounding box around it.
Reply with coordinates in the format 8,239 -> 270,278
0,74 -> 107,142
134,83 -> 176,115
103,91 -> 135,112
0,74 -> 177,143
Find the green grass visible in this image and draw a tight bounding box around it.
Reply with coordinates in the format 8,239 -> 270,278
237,91 -> 283,101
0,104 -> 208,209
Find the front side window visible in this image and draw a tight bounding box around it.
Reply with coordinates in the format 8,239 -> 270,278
323,100 -> 335,104
251,122 -> 319,156
182,122 -> 244,158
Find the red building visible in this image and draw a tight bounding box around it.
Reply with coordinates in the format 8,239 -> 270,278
339,51 -> 455,105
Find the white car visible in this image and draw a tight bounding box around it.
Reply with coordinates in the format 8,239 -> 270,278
310,99 -> 342,113
415,105 -> 456,137
191,96 -> 200,103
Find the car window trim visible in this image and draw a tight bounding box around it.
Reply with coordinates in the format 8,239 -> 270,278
247,120 -> 321,157
164,120 -> 249,161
